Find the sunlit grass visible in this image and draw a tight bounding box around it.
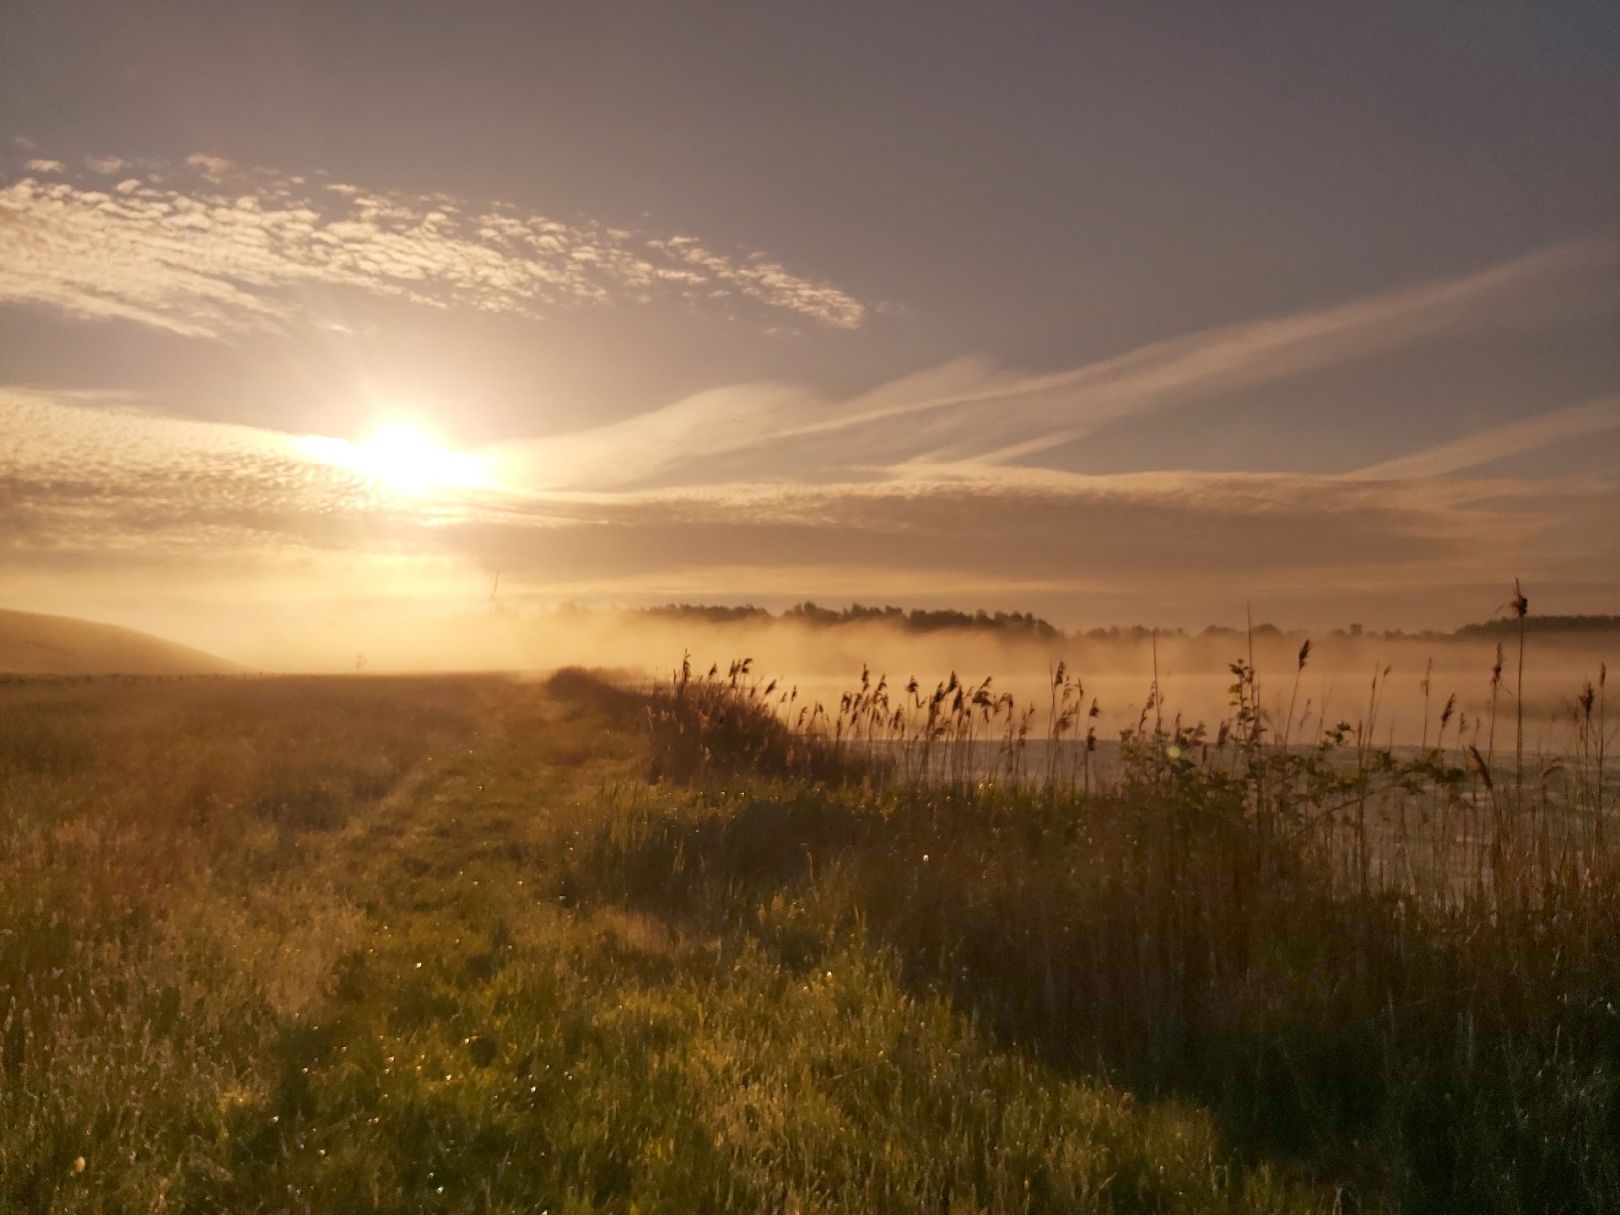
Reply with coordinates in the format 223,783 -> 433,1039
1,618 -> 1615,1211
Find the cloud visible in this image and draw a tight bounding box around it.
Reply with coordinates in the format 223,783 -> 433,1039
477,464 -> 1559,587
762,237 -> 1620,464
490,238 -> 1620,491
0,153 -> 868,338
485,381 -> 821,490
3,217 -> 1616,626
6,387 -> 1612,624
0,387 -> 396,564
1348,396 -> 1620,479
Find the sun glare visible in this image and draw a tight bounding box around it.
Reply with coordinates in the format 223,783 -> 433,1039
309,423 -> 486,495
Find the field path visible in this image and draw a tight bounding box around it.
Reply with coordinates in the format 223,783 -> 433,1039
214,679 -> 672,1208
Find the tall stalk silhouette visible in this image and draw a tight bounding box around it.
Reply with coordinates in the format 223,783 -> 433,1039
1512,579 -> 1528,799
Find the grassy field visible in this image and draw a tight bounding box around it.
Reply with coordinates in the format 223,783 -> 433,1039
1,662 -> 1615,1212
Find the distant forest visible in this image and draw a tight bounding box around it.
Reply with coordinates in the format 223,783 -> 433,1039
615,603 -> 1620,643
639,602 -> 1061,640
1453,615 -> 1620,638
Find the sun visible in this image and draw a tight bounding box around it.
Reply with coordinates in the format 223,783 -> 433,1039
341,424 -> 485,495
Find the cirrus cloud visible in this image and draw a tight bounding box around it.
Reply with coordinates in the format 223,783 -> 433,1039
0,152 -> 869,339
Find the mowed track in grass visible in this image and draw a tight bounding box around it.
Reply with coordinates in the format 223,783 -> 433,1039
1,674 -> 1309,1213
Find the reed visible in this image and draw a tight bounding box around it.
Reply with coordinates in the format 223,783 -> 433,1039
618,585 -> 1619,1210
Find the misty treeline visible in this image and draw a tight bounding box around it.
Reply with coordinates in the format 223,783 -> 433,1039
1456,614 -> 1620,638
637,601 -> 1060,639
565,601 -> 1620,644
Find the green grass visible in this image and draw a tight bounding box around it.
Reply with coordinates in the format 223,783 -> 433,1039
1,664 -> 1615,1211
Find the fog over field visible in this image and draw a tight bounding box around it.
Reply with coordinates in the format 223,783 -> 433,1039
46,598 -> 1602,750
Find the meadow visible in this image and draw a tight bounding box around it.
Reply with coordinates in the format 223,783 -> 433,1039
1,634 -> 1615,1211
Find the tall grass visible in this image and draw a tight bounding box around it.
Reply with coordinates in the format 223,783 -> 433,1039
601,595 -> 1619,1210
0,677 -> 489,1210
4,671 -> 1314,1212
2,595 -> 1614,1211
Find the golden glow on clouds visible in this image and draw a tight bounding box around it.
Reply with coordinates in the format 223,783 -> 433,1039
3,383 -> 1618,631
1,213 -> 1616,627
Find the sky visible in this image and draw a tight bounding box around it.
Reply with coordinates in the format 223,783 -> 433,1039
2,1 -> 1618,650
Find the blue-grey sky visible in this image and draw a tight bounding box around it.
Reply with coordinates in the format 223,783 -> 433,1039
2,1 -> 1617,641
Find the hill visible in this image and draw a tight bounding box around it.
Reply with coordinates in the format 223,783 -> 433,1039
0,608 -> 239,676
